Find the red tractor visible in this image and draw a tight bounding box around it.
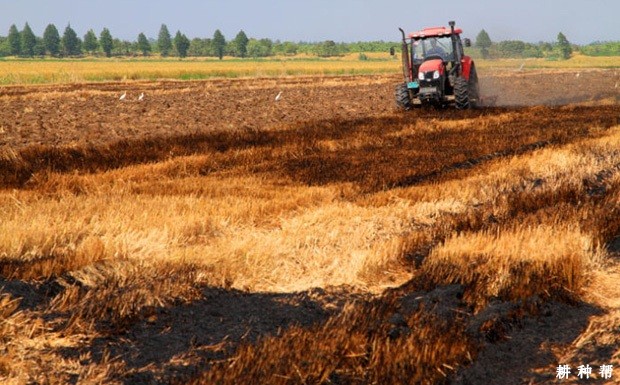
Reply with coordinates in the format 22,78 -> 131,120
395,21 -> 480,109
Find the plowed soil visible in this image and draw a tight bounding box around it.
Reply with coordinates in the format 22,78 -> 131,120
1,69 -> 618,189
0,69 -> 619,385
0,69 -> 618,151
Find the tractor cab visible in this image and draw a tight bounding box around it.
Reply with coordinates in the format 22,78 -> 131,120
412,32 -> 455,62
409,26 -> 466,62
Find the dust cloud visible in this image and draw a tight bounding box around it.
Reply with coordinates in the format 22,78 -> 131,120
478,68 -> 620,107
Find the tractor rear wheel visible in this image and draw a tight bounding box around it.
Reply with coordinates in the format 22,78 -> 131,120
395,83 -> 413,110
454,77 -> 470,110
455,65 -> 480,110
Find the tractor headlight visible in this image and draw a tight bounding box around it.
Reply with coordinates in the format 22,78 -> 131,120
418,72 -> 425,81
433,70 -> 440,79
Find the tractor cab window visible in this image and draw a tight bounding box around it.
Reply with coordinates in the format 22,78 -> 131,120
412,36 -> 454,62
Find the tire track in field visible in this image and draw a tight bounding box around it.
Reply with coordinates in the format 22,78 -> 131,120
1,105 -> 618,191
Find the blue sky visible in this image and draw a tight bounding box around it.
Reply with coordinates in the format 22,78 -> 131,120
0,0 -> 617,44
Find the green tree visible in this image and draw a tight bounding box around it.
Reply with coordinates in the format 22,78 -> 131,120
61,24 -> 81,56
33,37 -> 46,56
119,40 -> 133,56
247,38 -> 274,57
581,41 -> 620,56
495,40 -> 526,58
43,24 -> 60,56
475,29 -> 492,59
188,38 -> 210,56
233,30 -> 249,58
212,29 -> 226,59
110,38 -> 133,56
316,40 -> 339,57
522,43 -> 543,58
274,41 -> 298,56
111,38 -> 122,55
137,33 -> 151,56
20,23 -> 37,57
99,28 -> 113,57
173,31 -> 190,58
8,24 -> 21,56
158,24 -> 172,57
0,37 -> 10,57
260,38 -> 273,56
539,42 -> 554,53
557,32 -> 572,60
83,29 -> 99,55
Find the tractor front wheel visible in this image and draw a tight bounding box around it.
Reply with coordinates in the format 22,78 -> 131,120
395,83 -> 413,110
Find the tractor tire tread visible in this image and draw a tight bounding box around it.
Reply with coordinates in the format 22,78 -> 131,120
454,76 -> 470,110
395,83 -> 413,110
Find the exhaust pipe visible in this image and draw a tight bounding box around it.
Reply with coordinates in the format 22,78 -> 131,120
399,28 -> 412,82
449,21 -> 462,73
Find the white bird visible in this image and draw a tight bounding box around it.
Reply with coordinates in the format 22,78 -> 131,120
119,91 -> 127,100
576,73 -> 580,78
138,92 -> 145,101
275,91 -> 282,102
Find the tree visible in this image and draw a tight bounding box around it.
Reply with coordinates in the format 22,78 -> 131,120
522,43 -> 543,58
8,24 -> 21,56
557,32 -> 572,60
33,37 -> 46,56
20,23 -> 37,57
581,41 -> 620,57
174,31 -> 190,58
496,40 -> 526,58
212,29 -> 226,60
158,24 -> 172,57
274,41 -> 298,56
43,24 -> 60,56
119,40 -> 133,56
247,38 -> 274,58
137,32 -> 151,56
0,37 -> 10,57
316,40 -> 339,57
539,42 -> 554,53
61,24 -> 81,56
475,29 -> 492,59
83,29 -> 99,55
188,38 -> 210,56
233,30 -> 249,58
112,38 -> 122,55
99,28 -> 113,57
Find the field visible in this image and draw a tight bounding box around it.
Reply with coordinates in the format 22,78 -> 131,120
0,54 -> 618,84
0,66 -> 619,384
0,55 -> 401,85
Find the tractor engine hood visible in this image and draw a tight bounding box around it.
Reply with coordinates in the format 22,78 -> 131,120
419,59 -> 444,74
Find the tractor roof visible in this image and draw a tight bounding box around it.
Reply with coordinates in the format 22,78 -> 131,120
408,26 -> 462,39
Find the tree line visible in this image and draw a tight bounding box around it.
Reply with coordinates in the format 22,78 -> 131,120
473,29 -> 619,59
1,22 -> 617,60
0,23 -> 395,59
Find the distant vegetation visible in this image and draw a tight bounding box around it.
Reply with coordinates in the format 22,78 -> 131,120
474,29 -> 620,59
0,22 -> 395,59
0,22 -> 617,60
580,41 -> 620,57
